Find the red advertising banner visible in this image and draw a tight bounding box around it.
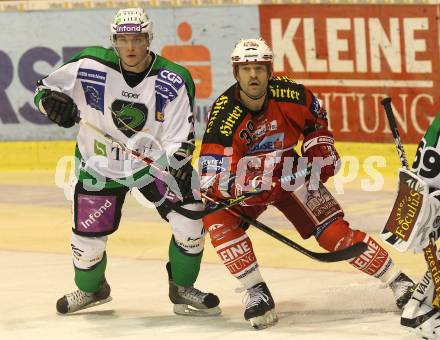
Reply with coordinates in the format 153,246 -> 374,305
259,4 -> 439,143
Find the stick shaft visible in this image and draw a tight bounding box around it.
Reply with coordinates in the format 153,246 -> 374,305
381,97 -> 410,169
79,117 -> 366,262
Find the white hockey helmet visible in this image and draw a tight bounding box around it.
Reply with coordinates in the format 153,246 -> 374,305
111,8 -> 153,44
231,38 -> 273,66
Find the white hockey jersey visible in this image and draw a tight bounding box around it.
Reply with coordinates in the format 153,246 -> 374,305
35,46 -> 195,184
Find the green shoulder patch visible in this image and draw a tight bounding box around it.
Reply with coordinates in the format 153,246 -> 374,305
66,46 -> 119,71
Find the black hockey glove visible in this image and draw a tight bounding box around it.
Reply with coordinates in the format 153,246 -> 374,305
40,90 -> 78,128
169,150 -> 194,198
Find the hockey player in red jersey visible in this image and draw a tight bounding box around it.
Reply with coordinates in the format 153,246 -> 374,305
199,38 -> 415,329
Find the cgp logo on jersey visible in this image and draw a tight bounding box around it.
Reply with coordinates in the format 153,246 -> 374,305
155,68 -> 185,122
111,100 -> 148,137
160,69 -> 184,88
248,133 -> 285,154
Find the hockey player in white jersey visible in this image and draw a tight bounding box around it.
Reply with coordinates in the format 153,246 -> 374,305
382,112 -> 440,339
34,8 -> 220,317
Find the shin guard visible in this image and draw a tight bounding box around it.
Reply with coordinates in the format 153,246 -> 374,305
74,253 -> 107,293
168,237 -> 202,287
71,233 -> 108,292
210,225 -> 261,287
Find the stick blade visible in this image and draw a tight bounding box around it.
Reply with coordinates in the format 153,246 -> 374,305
313,242 -> 368,263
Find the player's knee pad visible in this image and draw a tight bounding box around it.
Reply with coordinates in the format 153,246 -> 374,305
315,217 -> 366,251
205,220 -> 244,248
172,234 -> 205,255
71,233 -> 107,270
168,203 -> 205,255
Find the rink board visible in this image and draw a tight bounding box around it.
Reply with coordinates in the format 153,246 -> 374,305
0,140 -> 417,177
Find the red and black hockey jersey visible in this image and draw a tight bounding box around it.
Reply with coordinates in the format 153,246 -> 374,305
200,76 -> 329,198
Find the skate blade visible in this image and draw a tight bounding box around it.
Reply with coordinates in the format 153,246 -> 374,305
60,297 -> 113,315
250,310 -> 278,330
173,304 -> 222,317
402,326 -> 438,340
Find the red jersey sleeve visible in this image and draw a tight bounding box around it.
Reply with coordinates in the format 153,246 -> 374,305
302,87 -> 329,136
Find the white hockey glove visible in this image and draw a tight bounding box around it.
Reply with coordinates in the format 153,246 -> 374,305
401,270 -> 440,339
381,168 -> 440,252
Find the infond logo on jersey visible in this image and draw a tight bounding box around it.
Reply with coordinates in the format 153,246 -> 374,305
249,133 -> 285,153
116,24 -> 142,33
122,90 -> 140,99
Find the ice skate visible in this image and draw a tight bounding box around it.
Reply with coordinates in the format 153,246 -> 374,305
56,280 -> 112,314
243,282 -> 278,330
390,272 -> 415,309
401,291 -> 440,340
166,262 -> 221,316
401,271 -> 440,339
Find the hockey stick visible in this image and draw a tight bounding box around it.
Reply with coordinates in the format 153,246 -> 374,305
381,98 -> 409,169
75,116 -> 311,220
203,193 -> 367,262
77,117 -> 366,262
381,97 -> 440,307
